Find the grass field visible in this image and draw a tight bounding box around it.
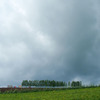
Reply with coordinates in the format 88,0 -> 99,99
0,87 -> 100,100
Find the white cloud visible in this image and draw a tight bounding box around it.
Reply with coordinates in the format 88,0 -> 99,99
0,0 -> 100,85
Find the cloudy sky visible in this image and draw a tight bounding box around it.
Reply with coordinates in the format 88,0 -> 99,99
0,0 -> 100,86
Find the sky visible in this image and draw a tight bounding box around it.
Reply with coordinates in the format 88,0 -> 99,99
0,0 -> 100,86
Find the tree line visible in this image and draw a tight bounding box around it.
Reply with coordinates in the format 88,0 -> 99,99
22,80 -> 67,87
71,81 -> 82,87
22,80 -> 82,87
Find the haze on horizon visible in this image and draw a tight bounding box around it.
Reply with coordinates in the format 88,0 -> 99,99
0,0 -> 100,86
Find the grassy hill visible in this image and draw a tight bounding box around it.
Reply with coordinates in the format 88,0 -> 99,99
0,87 -> 100,100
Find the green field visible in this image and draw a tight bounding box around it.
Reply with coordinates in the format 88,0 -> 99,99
0,87 -> 100,100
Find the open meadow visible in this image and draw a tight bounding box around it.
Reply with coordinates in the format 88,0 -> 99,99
0,87 -> 100,100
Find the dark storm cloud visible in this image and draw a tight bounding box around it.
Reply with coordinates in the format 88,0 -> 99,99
0,0 -> 100,85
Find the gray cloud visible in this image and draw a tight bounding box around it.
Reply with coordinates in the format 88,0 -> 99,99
0,0 -> 100,86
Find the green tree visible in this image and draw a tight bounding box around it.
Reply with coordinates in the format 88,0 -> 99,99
33,80 -> 39,86
28,80 -> 33,87
71,81 -> 82,88
68,81 -> 70,87
22,80 -> 29,86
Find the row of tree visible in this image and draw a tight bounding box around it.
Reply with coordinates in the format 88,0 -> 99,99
22,80 -> 67,87
71,81 -> 82,87
22,80 -> 82,87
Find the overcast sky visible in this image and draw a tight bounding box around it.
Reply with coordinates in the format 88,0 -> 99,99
0,0 -> 100,86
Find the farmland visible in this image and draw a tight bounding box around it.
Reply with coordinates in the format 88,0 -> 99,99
0,87 -> 100,100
